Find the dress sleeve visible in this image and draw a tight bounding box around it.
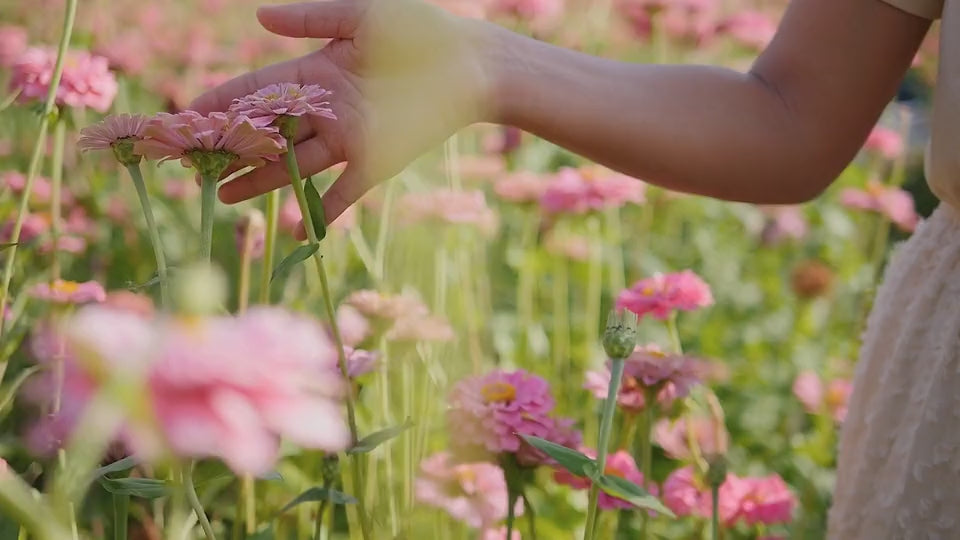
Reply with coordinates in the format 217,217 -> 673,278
878,0 -> 944,19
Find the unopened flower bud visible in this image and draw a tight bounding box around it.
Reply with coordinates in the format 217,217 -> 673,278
603,309 -> 638,359
705,454 -> 727,489
235,209 -> 266,259
791,259 -> 833,299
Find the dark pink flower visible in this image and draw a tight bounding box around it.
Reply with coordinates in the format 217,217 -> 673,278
585,344 -> 702,413
616,270 -> 713,320
662,466 -> 742,523
554,449 -> 656,510
728,475 -> 795,526
415,452 -> 521,528
10,48 -> 117,112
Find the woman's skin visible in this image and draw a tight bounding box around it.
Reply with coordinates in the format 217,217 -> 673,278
190,0 -> 930,231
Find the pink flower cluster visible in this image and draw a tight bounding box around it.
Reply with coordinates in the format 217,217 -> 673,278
29,279 -> 106,305
540,166 -> 646,215
27,305 -> 350,475
839,179 -> 919,232
585,344 -> 702,413
447,369 -> 581,466
663,466 -> 795,527
345,289 -> 455,343
9,48 -> 118,112
616,270 -> 713,320
0,26 -> 27,67
397,189 -> 499,236
792,371 -> 853,424
415,451 -> 522,529
554,449 -> 655,510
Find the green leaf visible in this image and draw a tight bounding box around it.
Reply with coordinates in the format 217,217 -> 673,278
271,243 -> 319,283
304,178 -> 327,242
0,243 -> 18,251
347,418 -> 414,455
91,456 -> 138,479
279,487 -> 356,514
97,477 -> 169,499
0,365 -> 42,418
519,435 -> 595,478
248,527 -> 274,540
595,474 -> 675,517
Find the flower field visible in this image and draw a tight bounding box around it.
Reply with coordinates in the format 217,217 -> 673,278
0,0 -> 939,539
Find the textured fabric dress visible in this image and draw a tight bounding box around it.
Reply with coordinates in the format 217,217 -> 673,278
826,0 -> 960,538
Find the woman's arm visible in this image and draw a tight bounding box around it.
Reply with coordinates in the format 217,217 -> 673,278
485,0 -> 930,203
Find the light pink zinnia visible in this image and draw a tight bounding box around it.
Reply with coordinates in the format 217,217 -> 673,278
793,371 -> 852,423
540,167 -> 646,214
757,205 -> 808,246
346,289 -> 430,322
29,279 -> 106,304
10,47 -> 117,112
77,114 -> 148,152
134,111 -> 285,172
863,126 -> 905,160
228,83 -> 336,128
489,0 -> 564,26
494,172 -> 551,205
397,189 -> 499,236
0,26 -> 27,67
585,344 -> 702,413
654,415 -> 729,461
414,452 -> 521,528
2,171 -> 63,206
554,449 -> 656,510
662,466 -> 742,523
839,179 -> 919,232
728,475 -> 795,526
616,270 -> 713,320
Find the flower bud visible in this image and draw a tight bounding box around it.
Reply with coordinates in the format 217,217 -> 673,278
603,309 -> 638,359
705,454 -> 727,489
791,259 -> 833,299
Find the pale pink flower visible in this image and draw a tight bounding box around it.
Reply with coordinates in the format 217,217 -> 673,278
863,126 -> 904,160
10,48 -> 118,112
544,231 -> 592,262
3,213 -> 49,243
541,167 -> 645,215
0,26 -> 27,67
343,347 -> 379,378
234,209 -> 266,259
415,452 -> 521,528
654,415 -> 729,460
103,290 -> 155,318
728,475 -> 795,526
554,449 -> 656,510
716,11 -> 776,51
791,371 -> 823,414
585,344 -> 702,413
29,279 -> 106,304
481,527 -> 521,540
794,372 -> 852,423
346,290 -> 430,321
616,270 -> 713,320
278,192 -> 355,234
134,111 -> 285,172
489,0 -> 564,27
386,314 -> 456,342
757,205 -> 808,245
455,155 -> 506,180
94,32 -> 150,76
65,207 -> 97,238
493,172 -> 551,205
2,171 -> 60,206
840,180 -> 919,232
77,114 -> 148,152
164,178 -> 197,200
39,235 -> 86,255
229,83 -> 336,128
661,0 -> 719,45
398,189 -> 498,236
335,304 -> 371,348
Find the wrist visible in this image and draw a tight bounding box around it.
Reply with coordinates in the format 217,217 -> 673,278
462,18 -> 526,126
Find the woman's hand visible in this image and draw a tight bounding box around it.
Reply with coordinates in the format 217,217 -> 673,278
190,0 -> 498,224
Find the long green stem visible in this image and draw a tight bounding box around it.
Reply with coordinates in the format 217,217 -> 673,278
236,224 -> 256,536
283,139 -> 371,540
585,217 -> 603,361
50,119 -> 66,280
199,175 -> 218,263
113,494 -> 128,540
638,402 -> 653,539
184,463 -> 217,540
515,212 -> 538,362
711,483 -> 719,540
584,357 -> 625,540
0,0 -> 78,338
127,164 -> 170,306
666,312 -> 682,354
0,471 -> 71,540
259,190 -> 279,304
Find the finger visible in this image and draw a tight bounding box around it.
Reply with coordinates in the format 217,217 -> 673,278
257,1 -> 365,39
218,138 -> 339,203
188,56 -> 308,114
321,164 -> 375,225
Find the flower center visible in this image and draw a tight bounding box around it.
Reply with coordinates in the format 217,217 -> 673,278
641,285 -> 657,296
51,280 -> 80,294
646,349 -> 667,358
481,381 -> 517,403
866,181 -> 885,197
603,464 -> 627,478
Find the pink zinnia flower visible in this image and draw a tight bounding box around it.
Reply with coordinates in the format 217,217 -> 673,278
0,26 -> 27,67
728,475 -> 795,526
654,414 -> 729,461
415,452 -> 521,528
335,304 -> 371,348
793,371 -> 852,423
554,449 -> 656,510
716,10 -> 777,51
29,279 -> 106,304
343,347 -> 379,378
489,0 -> 564,26
3,213 -> 50,244
840,179 -> 919,232
385,314 -> 456,342
397,189 -> 499,236
616,270 -> 713,320
228,83 -> 336,128
515,415 -> 582,467
863,126 -> 904,160
662,466 -> 742,523
2,171 -> 63,206
9,47 -> 117,112
134,111 -> 285,173
78,114 -> 148,152
540,167 -> 646,215
493,171 -> 551,205
346,290 -> 430,321
792,371 -> 823,414
585,344 -> 702,413
544,231 -> 592,262
757,205 -> 808,245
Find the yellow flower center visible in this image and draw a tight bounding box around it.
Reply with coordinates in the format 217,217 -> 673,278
646,349 -> 667,358
866,180 -> 885,197
481,381 -> 517,403
641,285 -> 657,296
825,385 -> 847,409
455,468 -> 476,485
603,464 -> 626,478
51,280 -> 80,294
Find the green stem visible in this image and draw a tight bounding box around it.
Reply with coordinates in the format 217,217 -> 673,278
184,462 -> 217,540
524,493 -> 538,540
584,357 -> 625,540
50,119 -> 66,280
199,175 -> 218,263
283,139 -> 371,540
127,164 -> 170,306
113,494 -> 129,540
585,217 -> 603,361
638,402 -> 653,539
515,212 -> 538,362
0,0 -> 77,338
236,224 -> 255,537
0,471 -> 71,540
666,312 -> 682,354
553,256 -> 570,398
259,190 -> 280,304
711,483 -> 719,540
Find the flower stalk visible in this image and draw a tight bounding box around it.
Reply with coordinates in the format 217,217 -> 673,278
126,164 -> 170,306
50,119 -> 66,280
260,190 -> 279,303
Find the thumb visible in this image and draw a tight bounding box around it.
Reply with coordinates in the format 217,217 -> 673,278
257,1 -> 365,39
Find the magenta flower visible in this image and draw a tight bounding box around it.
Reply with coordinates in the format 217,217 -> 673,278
585,344 -> 702,413
863,126 -> 904,160
134,111 -> 285,173
616,270 -> 713,320
0,26 -> 27,68
554,449 -> 656,510
414,452 -> 521,529
29,279 -> 106,305
840,179 -> 919,232
540,167 -> 645,215
728,475 -> 795,526
228,83 -> 336,128
662,466 -> 741,523
654,414 -> 729,461
9,48 -> 117,112
515,415 -> 582,467
397,189 -> 499,236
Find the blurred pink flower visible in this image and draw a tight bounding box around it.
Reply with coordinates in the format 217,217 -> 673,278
585,344 -> 702,413
616,270 -> 713,320
228,83 -> 336,128
494,171 -> 551,205
662,466 -> 742,522
481,527 -> 521,540
757,205 -> 808,245
791,371 -> 823,414
716,10 -> 776,51
2,171 -> 63,206
278,192 -> 355,234
164,178 -> 197,200
10,48 -> 117,112
483,126 -> 523,156
346,290 -> 430,321
95,32 -> 150,75
343,347 -> 379,378
728,475 -> 795,526
554,449 -> 656,510
540,167 -> 645,214
29,279 -> 106,304
398,189 -> 498,236
454,154 -> 506,181
103,290 -> 155,319
863,126 -> 904,160
839,179 -> 919,232
78,114 -> 148,152
65,207 -> 97,238
793,371 -> 852,423
0,26 -> 27,67
489,0 -> 564,26
3,213 -> 49,243
234,209 -> 266,259
825,379 -> 853,423
415,452 -> 521,528
654,415 -> 729,460
516,415 -> 582,467
661,0 -> 719,45
544,231 -> 592,262
134,111 -> 284,172
386,314 -> 456,342
335,304 -> 371,347
39,235 -> 86,255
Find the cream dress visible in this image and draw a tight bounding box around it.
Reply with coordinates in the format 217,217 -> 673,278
826,0 -> 960,538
